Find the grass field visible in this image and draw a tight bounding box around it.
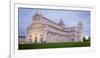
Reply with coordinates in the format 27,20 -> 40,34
18,41 -> 90,50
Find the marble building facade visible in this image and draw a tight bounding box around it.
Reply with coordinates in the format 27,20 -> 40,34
25,12 -> 83,43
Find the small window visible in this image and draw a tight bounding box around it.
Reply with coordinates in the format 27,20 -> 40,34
71,39 -> 74,42
41,34 -> 43,36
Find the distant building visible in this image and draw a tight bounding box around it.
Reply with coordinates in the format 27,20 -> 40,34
25,12 -> 83,43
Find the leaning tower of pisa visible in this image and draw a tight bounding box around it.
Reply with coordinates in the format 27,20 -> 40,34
77,21 -> 83,42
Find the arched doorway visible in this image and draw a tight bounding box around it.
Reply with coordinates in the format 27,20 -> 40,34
29,35 -> 32,43
35,37 -> 37,43
41,38 -> 43,42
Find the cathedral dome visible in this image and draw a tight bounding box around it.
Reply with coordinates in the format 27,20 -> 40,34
58,19 -> 64,25
58,19 -> 65,28
32,10 -> 42,21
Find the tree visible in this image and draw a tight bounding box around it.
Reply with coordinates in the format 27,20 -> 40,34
83,37 -> 86,42
83,36 -> 90,42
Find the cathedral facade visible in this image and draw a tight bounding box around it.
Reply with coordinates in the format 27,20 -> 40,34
25,12 -> 83,43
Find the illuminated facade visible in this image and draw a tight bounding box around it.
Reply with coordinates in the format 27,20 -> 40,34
25,12 -> 83,43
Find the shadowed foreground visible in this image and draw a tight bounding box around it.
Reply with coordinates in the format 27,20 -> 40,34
18,41 -> 90,50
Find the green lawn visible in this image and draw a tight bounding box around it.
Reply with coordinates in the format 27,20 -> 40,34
18,41 -> 90,50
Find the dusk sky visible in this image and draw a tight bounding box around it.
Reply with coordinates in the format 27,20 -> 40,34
18,8 -> 90,37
